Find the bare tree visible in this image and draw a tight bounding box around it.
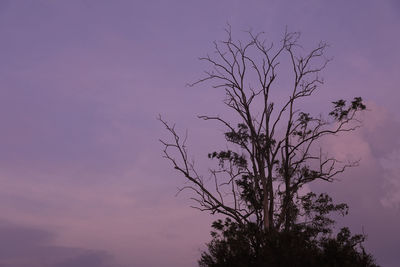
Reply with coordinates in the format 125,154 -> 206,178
159,27 -> 366,233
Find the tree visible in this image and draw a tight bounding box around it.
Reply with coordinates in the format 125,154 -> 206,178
160,27 -> 377,266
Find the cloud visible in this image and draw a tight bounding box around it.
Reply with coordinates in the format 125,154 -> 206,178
54,251 -> 118,267
311,101 -> 400,266
0,221 -> 122,267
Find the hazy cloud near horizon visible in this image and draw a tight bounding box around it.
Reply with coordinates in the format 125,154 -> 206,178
0,221 -> 122,267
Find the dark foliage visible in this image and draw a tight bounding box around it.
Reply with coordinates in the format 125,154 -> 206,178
200,203 -> 378,267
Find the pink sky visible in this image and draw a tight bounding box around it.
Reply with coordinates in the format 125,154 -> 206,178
0,1 -> 399,266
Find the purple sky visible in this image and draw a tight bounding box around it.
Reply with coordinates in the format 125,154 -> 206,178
0,1 -> 399,266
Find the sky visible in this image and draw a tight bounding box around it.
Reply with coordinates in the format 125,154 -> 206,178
0,0 -> 399,266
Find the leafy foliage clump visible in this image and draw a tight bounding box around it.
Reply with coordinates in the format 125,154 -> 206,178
199,195 -> 379,267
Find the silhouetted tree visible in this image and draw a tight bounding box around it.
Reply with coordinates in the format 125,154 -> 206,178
160,26 -> 377,266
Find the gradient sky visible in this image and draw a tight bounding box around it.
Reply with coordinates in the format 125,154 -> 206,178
0,1 -> 399,266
